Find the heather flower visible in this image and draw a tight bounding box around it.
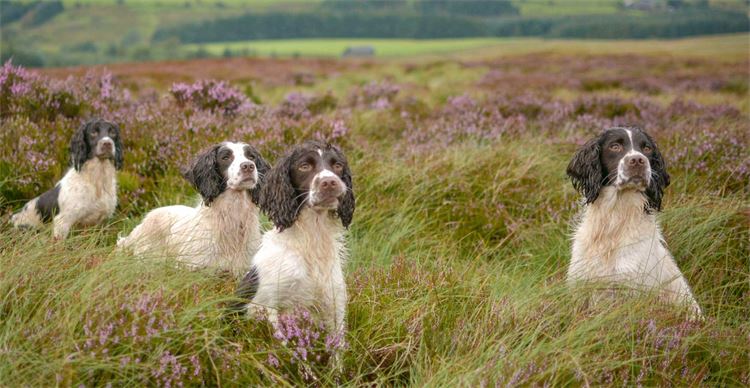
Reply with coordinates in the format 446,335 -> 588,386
170,79 -> 253,116
277,92 -> 312,119
372,97 -> 390,110
10,81 -> 31,96
446,93 -> 477,113
262,308 -> 343,381
330,119 -> 350,140
403,93 -> 515,150
350,80 -> 400,109
99,72 -> 113,100
189,355 -> 201,377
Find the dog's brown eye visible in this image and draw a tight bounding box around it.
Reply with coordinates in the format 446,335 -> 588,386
333,162 -> 344,171
642,146 -> 652,153
299,163 -> 312,172
222,154 -> 231,161
609,143 -> 622,152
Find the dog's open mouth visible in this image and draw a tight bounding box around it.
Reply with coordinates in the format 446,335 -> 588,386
228,176 -> 256,190
620,176 -> 648,189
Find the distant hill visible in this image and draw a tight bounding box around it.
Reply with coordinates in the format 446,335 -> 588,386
1,0 -> 747,67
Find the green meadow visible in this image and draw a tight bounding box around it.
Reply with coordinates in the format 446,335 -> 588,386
186,38 -> 505,58
185,33 -> 750,59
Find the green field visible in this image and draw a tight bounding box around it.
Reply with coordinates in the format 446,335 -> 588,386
186,38 -> 507,58
185,34 -> 750,59
513,0 -> 622,15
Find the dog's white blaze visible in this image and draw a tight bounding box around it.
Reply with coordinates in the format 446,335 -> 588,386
225,142 -> 257,190
616,129 -> 650,186
317,169 -> 337,179
317,149 -> 323,156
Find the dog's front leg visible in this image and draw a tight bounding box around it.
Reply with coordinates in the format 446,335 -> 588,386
326,282 -> 347,372
663,274 -> 703,319
53,213 -> 77,239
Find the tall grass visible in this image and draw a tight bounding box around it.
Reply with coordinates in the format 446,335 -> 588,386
1,141 -> 746,385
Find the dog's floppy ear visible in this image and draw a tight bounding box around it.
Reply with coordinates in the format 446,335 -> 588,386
111,123 -> 124,170
643,131 -> 669,212
259,152 -> 298,231
182,145 -> 225,206
566,135 -> 603,204
70,121 -> 92,171
245,145 -> 271,206
337,166 -> 355,228
334,147 -> 355,228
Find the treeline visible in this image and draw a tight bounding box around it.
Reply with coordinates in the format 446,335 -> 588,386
154,9 -> 749,43
0,39 -> 186,68
318,0 -> 519,17
0,45 -> 46,68
0,1 -> 64,27
493,10 -> 750,39
153,13 -> 488,42
151,0 -> 518,42
0,0 -> 65,67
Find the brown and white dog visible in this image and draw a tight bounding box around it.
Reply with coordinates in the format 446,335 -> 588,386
233,140 -> 355,337
117,142 -> 269,277
566,126 -> 701,317
11,119 -> 123,239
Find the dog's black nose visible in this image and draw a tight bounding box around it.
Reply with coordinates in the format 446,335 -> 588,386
319,177 -> 339,190
101,142 -> 113,149
240,162 -> 255,172
626,155 -> 646,167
